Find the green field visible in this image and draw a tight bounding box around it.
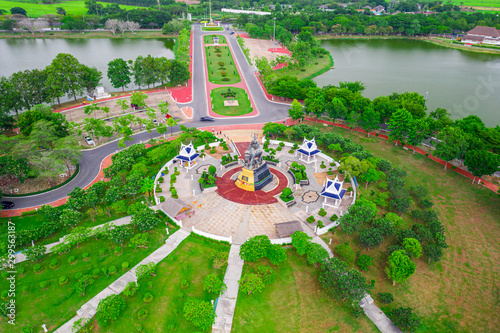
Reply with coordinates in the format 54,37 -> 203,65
205,35 -> 241,85
211,87 -> 253,116
0,0 -> 141,17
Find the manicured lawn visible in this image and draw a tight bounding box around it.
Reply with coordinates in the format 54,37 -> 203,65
205,35 -> 241,84
0,222 -> 174,332
274,54 -> 333,80
204,35 -> 227,44
232,250 -> 379,332
96,235 -> 230,332
0,0 -> 140,17
210,87 -> 253,116
310,122 -> 500,332
202,26 -> 224,31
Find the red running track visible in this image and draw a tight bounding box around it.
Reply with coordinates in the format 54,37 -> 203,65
216,166 -> 288,205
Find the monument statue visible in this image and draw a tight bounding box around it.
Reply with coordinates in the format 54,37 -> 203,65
235,133 -> 273,191
244,133 -> 263,169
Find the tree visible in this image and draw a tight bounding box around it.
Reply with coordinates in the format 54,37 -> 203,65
60,209 -> 82,228
107,225 -> 133,244
10,7 -> 27,15
386,250 -> 416,285
81,66 -> 102,97
319,258 -> 374,306
388,307 -> 421,333
390,197 -> 413,216
135,262 -> 157,280
96,294 -> 125,327
403,238 -> 422,259
388,108 -> 413,146
356,254 -> 374,272
434,126 -> 469,170
267,244 -> 287,265
423,244 -> 443,263
359,167 -> 382,190
339,199 -> 378,235
130,91 -> 148,108
359,107 -> 380,136
74,275 -> 94,296
326,97 -> 347,123
464,149 -> 499,184
183,298 -> 215,331
289,99 -> 304,122
107,58 -> 131,92
304,87 -> 325,122
240,235 -> 271,261
24,245 -> 46,262
291,231 -> 312,256
162,18 -> 183,35
46,53 -> 85,102
339,81 -> 366,93
105,19 -> 119,35
358,228 -> 383,250
127,20 -> 140,34
306,242 -> 329,267
407,117 -> 431,153
203,274 -> 227,295
131,207 -> 160,231
239,273 -> 265,295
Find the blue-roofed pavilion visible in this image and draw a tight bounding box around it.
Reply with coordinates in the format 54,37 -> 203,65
320,176 -> 346,208
297,138 -> 321,164
176,142 -> 200,169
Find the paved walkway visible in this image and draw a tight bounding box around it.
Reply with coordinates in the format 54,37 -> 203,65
54,228 -> 190,333
359,295 -> 403,333
212,244 -> 244,333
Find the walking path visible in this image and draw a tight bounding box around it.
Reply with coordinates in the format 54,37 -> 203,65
212,244 -> 244,333
359,295 -> 403,333
54,228 -> 190,333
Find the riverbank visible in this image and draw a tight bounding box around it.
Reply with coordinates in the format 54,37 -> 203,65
0,30 -> 174,39
317,34 -> 500,55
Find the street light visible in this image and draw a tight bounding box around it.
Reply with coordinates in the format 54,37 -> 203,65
273,17 -> 277,51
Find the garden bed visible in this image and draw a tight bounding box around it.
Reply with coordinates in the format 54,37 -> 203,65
205,37 -> 240,84
210,87 -> 252,116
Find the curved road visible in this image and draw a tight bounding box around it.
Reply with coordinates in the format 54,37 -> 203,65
5,24 -> 291,209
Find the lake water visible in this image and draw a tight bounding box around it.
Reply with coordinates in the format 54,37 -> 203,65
315,39 -> 500,127
0,38 -> 175,93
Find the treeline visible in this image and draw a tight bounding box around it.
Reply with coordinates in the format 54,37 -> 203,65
96,0 -> 176,7
280,81 -> 500,156
240,11 -> 500,39
0,53 -> 189,119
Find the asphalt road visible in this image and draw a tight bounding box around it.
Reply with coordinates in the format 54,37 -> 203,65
5,24 -> 291,209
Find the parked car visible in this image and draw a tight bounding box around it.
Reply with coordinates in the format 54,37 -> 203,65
200,116 -> 215,122
1,201 -> 14,209
84,136 -> 95,146
230,31 -> 235,35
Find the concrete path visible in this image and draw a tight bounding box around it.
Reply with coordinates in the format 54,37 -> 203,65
212,244 -> 244,333
359,295 -> 403,333
54,228 -> 190,333
14,216 -> 132,264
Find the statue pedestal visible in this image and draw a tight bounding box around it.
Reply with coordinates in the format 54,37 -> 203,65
235,163 -> 273,192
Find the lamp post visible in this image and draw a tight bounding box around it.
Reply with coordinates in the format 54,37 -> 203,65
424,91 -> 429,109
273,17 -> 277,51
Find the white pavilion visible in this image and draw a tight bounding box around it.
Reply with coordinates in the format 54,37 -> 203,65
320,176 -> 346,208
176,142 -> 200,169
297,138 -> 321,163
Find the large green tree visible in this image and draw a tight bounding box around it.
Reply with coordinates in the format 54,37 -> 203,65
107,58 -> 131,91
388,108 -> 413,146
464,149 -> 499,184
386,250 -> 416,285
434,126 -> 469,170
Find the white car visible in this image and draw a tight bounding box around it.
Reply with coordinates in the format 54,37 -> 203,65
85,136 -> 95,146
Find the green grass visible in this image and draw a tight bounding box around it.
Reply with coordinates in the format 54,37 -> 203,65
0,0 -> 141,17
308,122 -> 500,333
202,26 -> 224,31
273,54 -> 333,81
0,196 -> 148,249
205,35 -> 241,85
96,235 -> 230,332
232,250 -> 379,333
210,87 -> 253,116
0,222 -> 174,332
204,34 -> 227,44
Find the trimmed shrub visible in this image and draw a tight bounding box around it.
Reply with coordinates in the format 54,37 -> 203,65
122,262 -> 129,271
82,252 -> 90,261
306,216 -> 315,223
181,279 -> 189,289
49,259 -> 60,270
114,246 -> 122,255
39,281 -> 49,290
59,276 -> 69,286
75,272 -> 83,280
318,208 -> 327,217
143,292 -> 154,303
138,308 -> 149,320
109,266 -> 117,275
99,248 -> 107,256
378,292 -> 394,304
159,196 -> 166,202
93,268 -> 101,278
68,256 -> 76,264
317,220 -> 324,228
33,264 -> 43,273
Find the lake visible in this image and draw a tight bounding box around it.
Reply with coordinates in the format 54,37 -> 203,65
0,38 -> 175,93
315,39 -> 500,126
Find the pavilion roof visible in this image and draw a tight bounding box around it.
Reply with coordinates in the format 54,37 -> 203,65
298,138 -> 321,156
177,142 -> 199,162
320,176 -> 346,200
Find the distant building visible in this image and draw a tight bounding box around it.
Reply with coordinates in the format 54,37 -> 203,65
462,26 -> 500,46
373,5 -> 385,12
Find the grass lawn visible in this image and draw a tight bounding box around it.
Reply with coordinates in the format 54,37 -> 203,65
95,235 -> 230,332
232,250 -> 379,333
205,35 -> 241,85
204,34 -> 226,44
0,222 -> 175,332
309,122 -> 500,332
0,196 -> 148,249
202,26 -> 224,31
274,54 -> 333,81
0,0 -> 141,17
210,87 -> 252,116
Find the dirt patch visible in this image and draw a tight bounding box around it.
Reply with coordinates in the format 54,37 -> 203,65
244,38 -> 290,63
205,146 -> 230,159
223,129 -> 264,143
0,167 -> 76,195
